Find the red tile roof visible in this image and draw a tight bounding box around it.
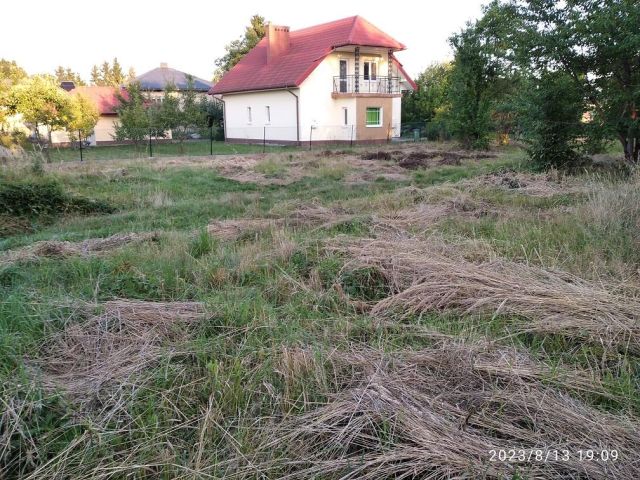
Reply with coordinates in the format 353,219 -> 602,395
211,16 -> 409,95
70,86 -> 125,115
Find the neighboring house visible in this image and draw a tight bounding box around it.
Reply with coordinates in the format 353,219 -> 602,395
136,63 -> 212,102
210,16 -> 416,145
47,84 -> 124,146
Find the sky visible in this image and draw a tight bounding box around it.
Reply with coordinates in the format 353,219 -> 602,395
1,0 -> 487,82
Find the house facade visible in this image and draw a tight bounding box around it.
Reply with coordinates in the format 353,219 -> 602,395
136,63 -> 212,103
210,16 -> 416,144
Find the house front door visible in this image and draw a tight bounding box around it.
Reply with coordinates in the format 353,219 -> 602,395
339,60 -> 347,93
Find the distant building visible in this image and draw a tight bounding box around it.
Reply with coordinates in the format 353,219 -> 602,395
210,16 -> 416,144
136,63 -> 212,102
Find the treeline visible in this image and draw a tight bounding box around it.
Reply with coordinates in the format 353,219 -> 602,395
403,0 -> 640,168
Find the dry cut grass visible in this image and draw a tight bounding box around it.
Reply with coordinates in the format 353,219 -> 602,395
235,340 -> 640,479
33,299 -> 206,409
0,232 -> 160,267
330,236 -> 640,352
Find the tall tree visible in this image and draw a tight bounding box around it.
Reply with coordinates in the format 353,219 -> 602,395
91,58 -> 131,86
0,59 -> 28,127
494,0 -> 640,163
402,62 -> 453,124
113,82 -> 150,150
214,14 -> 266,81
7,75 -> 73,159
66,93 -> 99,143
53,66 -> 86,86
447,23 -> 497,149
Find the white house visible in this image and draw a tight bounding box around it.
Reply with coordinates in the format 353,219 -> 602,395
210,16 -> 416,145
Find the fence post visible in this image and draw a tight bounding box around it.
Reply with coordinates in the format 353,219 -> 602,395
309,126 -> 313,150
263,126 -> 266,153
210,124 -> 213,155
78,130 -> 83,162
148,128 -> 153,157
350,124 -> 354,147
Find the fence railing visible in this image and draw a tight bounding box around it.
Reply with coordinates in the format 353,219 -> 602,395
332,76 -> 402,94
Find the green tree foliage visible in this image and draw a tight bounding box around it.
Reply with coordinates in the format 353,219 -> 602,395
66,93 -> 99,143
214,15 -> 266,81
90,58 -> 134,86
447,24 -> 496,150
7,75 -> 73,156
402,62 -> 453,139
53,66 -> 86,86
518,72 -> 586,170
153,78 -> 211,151
492,0 -> 640,163
0,59 -> 28,127
113,82 -> 150,149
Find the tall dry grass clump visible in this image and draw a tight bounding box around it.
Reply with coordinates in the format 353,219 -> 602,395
330,236 -> 640,352
237,341 -> 640,479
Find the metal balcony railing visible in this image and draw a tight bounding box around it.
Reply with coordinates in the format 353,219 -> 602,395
333,75 -> 402,94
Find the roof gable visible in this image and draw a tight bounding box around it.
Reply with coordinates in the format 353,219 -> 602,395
211,16 -> 407,95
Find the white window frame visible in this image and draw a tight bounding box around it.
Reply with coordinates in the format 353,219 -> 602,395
265,106 -> 271,124
363,60 -> 378,81
247,106 -> 252,124
365,107 -> 383,128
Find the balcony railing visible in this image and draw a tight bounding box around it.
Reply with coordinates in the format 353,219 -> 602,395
333,75 -> 402,94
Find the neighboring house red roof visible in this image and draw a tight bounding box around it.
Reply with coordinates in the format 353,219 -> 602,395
211,15 -> 408,95
70,86 -> 124,115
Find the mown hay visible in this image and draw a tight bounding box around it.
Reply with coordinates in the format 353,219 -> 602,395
238,342 -> 640,479
0,232 -> 159,267
330,237 -> 640,351
463,170 -> 585,197
34,300 -> 207,407
207,219 -> 280,241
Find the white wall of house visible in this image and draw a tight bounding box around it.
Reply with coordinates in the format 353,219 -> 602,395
299,52 -> 357,142
223,89 -> 298,142
220,50 -> 411,143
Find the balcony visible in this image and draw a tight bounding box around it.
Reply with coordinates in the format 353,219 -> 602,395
332,75 -> 402,96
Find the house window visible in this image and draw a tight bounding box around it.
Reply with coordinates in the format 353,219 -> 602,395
265,106 -> 271,124
247,107 -> 252,123
342,107 -> 348,125
365,107 -> 382,127
363,61 -> 377,80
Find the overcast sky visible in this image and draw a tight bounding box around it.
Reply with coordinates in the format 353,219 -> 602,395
2,0 -> 486,82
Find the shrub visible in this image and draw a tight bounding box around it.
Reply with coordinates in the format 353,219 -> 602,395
0,180 -> 115,217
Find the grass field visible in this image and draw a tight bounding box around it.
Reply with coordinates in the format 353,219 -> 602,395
1,144 -> 639,479
35,139 -> 300,163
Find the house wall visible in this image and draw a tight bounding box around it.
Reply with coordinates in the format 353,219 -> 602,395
223,90 -> 298,142
221,49 -> 410,144
92,115 -> 120,144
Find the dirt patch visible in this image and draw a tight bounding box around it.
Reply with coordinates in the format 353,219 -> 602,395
360,150 -> 393,161
0,232 -> 160,267
241,341 -> 639,479
32,300 -> 207,409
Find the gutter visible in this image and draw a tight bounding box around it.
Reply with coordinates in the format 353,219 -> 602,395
286,89 -> 300,145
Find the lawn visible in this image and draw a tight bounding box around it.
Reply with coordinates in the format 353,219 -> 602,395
1,144 -> 639,479
36,139 -> 300,163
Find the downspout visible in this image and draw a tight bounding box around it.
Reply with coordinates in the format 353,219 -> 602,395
286,88 -> 300,145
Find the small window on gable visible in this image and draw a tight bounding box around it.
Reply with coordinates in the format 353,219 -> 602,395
342,107 -> 348,125
247,107 -> 252,123
365,107 -> 382,127
265,106 -> 271,124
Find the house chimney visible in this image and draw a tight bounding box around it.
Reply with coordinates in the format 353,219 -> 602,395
160,62 -> 168,68
60,81 -> 75,92
266,23 -> 290,63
